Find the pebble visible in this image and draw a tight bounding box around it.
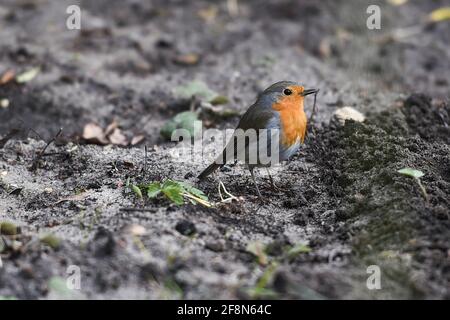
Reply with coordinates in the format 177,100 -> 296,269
332,106 -> 366,125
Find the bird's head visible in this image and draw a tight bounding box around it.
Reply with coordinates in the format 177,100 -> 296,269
257,81 -> 318,111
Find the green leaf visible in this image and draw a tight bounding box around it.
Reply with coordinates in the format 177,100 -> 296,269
160,111 -> 199,140
0,221 -> 20,235
178,181 -> 208,200
429,7 -> 450,22
174,80 -> 217,102
41,234 -> 61,249
162,186 -> 184,205
398,168 -> 424,179
132,185 -> 143,199
210,95 -> 229,105
48,276 -> 72,296
16,67 -> 40,83
145,179 -> 209,206
147,182 -> 162,198
0,295 -> 17,300
160,120 -> 178,140
286,244 -> 312,259
245,287 -> 279,299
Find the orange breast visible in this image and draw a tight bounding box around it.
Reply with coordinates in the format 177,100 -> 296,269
272,94 -> 307,147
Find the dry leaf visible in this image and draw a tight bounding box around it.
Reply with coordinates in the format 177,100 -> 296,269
82,123 -> 108,144
131,135 -> 145,146
387,0 -> 408,6
173,53 -> 200,66
429,7 -> 450,22
108,128 -> 128,146
0,70 -> 15,85
104,120 -> 118,136
53,192 -> 89,205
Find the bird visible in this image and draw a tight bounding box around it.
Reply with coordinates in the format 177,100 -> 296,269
198,81 -> 318,198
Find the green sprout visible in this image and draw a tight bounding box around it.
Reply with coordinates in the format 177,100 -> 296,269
245,262 -> 279,299
397,168 -> 428,202
285,243 -> 312,261
131,184 -> 143,199
132,179 -> 212,208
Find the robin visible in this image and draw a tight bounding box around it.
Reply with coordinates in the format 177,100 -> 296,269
198,81 -> 318,198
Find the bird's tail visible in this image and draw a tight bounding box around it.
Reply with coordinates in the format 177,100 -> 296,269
198,162 -> 222,180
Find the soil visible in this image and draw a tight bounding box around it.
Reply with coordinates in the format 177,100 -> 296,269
0,0 -> 449,299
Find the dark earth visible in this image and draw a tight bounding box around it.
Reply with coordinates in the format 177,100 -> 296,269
0,0 -> 449,299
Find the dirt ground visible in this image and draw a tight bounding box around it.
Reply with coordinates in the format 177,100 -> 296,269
0,0 -> 449,299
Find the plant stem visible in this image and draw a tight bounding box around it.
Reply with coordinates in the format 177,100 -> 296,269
415,178 -> 429,203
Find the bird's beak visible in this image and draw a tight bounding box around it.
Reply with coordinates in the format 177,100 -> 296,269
301,88 -> 319,97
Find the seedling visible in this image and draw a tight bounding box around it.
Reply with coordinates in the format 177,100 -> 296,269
131,184 -> 143,199
245,262 -> 279,299
246,241 -> 268,266
285,243 -> 312,260
146,179 -> 212,208
397,168 -> 428,202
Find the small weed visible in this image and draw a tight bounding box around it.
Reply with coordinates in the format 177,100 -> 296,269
145,179 -> 212,207
397,168 -> 428,202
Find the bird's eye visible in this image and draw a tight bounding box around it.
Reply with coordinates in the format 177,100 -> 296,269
283,88 -> 292,95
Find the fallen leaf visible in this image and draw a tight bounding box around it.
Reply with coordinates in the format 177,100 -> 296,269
429,7 -> 450,22
15,67 -> 40,83
160,111 -> 200,140
0,70 -> 15,85
53,191 -> 89,205
82,123 -> 108,145
104,120 -> 118,136
108,128 -> 128,146
387,0 -> 408,6
131,134 -> 145,146
173,53 -> 200,66
41,234 -> 61,249
174,80 -> 217,102
0,221 -> 21,236
210,95 -> 229,106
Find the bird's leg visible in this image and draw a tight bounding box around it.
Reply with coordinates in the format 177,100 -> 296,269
249,167 -> 263,199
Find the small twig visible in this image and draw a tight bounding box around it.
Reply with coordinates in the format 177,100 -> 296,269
30,128 -> 63,171
182,192 -> 213,208
218,180 -> 239,203
142,145 -> 148,174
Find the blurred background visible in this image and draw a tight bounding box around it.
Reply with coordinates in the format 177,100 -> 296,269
1,0 -> 449,141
